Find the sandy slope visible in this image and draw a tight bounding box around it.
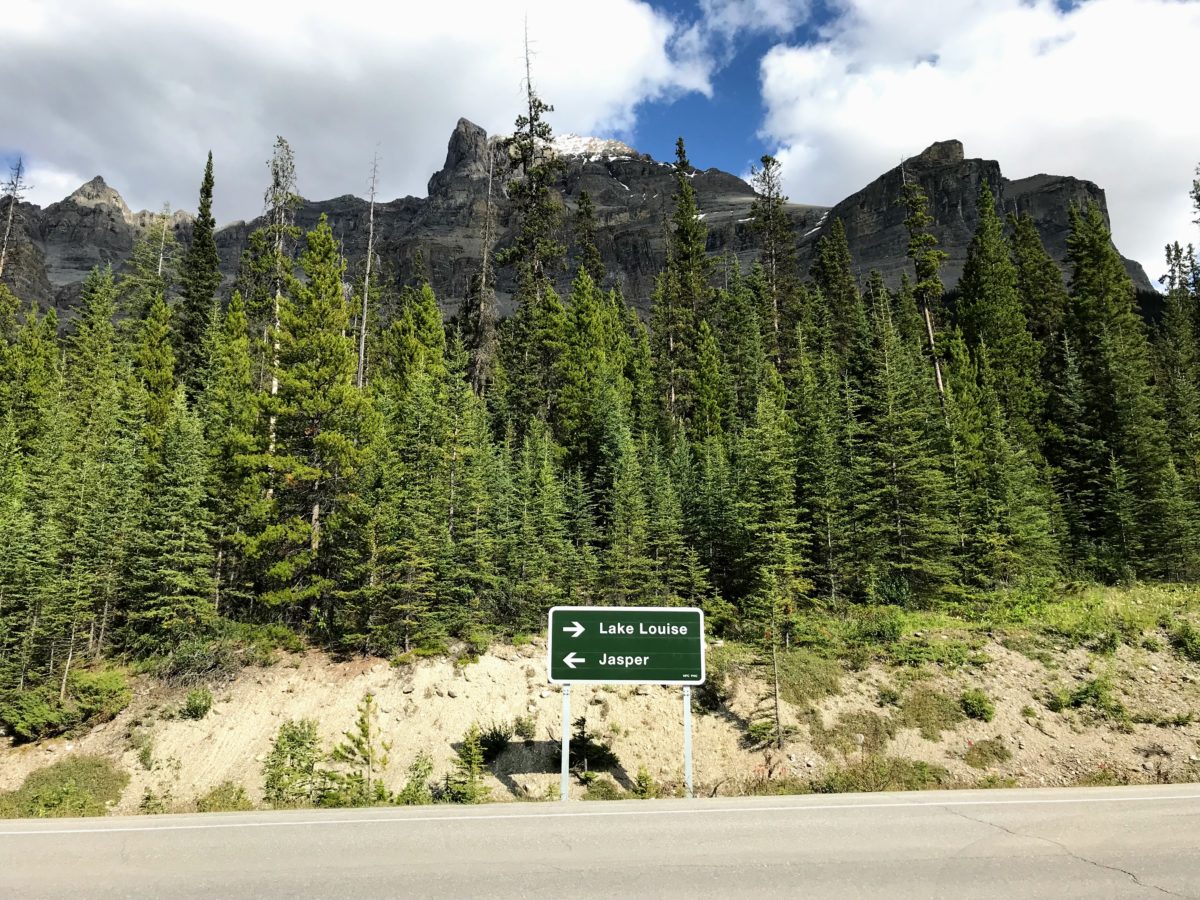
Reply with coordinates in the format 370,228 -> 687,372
3,636 -> 1199,813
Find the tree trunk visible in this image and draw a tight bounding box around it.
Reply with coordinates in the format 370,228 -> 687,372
59,618 -> 78,703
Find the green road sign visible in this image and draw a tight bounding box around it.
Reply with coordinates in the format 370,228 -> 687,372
546,606 -> 705,685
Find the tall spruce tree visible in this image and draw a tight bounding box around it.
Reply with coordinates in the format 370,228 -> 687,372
177,153 -> 223,390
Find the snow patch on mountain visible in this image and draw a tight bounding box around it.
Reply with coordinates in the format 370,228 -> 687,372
551,134 -> 638,159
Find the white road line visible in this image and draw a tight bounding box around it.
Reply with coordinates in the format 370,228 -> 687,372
1,793 -> 1198,837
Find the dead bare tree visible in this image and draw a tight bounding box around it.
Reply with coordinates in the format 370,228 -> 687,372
264,137 -> 299,458
357,152 -> 379,389
0,157 -> 30,280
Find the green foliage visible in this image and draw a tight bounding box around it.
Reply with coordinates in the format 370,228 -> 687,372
581,775 -> 625,801
195,781 -> 253,813
814,756 -> 949,793
959,688 -> 995,722
570,716 -> 621,770
479,720 -> 513,763
1170,621 -> 1200,662
963,737 -> 1011,769
0,756 -> 128,818
181,687 -> 213,720
0,669 -> 130,743
631,766 -> 660,799
263,719 -> 323,808
899,688 -> 965,740
396,752 -> 434,806
446,723 -> 487,804
776,649 -> 842,706
1046,676 -> 1126,723
513,715 -> 537,742
323,692 -> 392,807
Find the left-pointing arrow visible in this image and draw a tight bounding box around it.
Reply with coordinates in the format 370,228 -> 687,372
563,652 -> 585,669
562,621 -> 585,638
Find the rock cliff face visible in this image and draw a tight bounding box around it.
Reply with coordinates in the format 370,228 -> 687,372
0,121 -> 1153,322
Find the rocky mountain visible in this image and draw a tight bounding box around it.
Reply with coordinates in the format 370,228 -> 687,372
1,119 -> 1153,321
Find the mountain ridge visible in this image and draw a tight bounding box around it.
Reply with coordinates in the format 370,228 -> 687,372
0,121 -> 1154,319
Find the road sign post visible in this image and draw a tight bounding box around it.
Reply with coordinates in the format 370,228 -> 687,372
547,606 -> 705,801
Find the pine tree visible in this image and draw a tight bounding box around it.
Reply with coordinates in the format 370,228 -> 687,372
133,290 -> 177,463
858,283 -> 956,603
574,189 -> 606,284
956,183 -> 1042,444
252,215 -> 373,627
902,182 -> 947,396
650,138 -> 710,430
127,391 -> 216,653
811,218 -> 870,375
1066,203 -> 1175,577
177,153 -> 223,391
749,155 -> 797,365
601,415 -> 652,605
197,291 -> 260,615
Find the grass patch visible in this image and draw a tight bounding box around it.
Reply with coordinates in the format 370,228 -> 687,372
195,781 -> 254,813
777,649 -> 842,706
580,774 -> 624,801
0,756 -> 128,818
740,777 -> 813,796
899,688 -> 965,740
805,709 -> 896,756
181,687 -> 213,720
0,669 -> 131,744
814,756 -> 949,793
964,737 -> 1011,769
1072,766 -> 1133,787
1170,621 -> 1200,662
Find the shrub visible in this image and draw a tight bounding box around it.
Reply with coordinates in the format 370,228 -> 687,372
960,688 -> 995,722
181,687 -> 213,720
777,650 -> 842,706
0,756 -> 128,818
569,716 -> 620,770
876,685 -> 901,707
262,719 -> 323,808
513,715 -> 537,742
396,752 -> 434,806
631,766 -> 659,799
69,670 -> 131,723
196,781 -> 253,813
899,688 -> 965,740
479,720 -> 513,763
0,688 -> 74,743
582,775 -> 624,801
814,756 -> 948,793
322,693 -> 393,808
852,606 -> 904,645
446,724 -> 487,804
139,789 -> 171,814
0,669 -> 131,744
1170,621 -> 1200,662
964,737 -> 1011,769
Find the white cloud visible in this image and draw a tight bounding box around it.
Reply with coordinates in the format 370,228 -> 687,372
759,0 -> 1200,280
2,0 -> 710,224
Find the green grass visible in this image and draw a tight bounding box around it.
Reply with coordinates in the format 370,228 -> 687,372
964,738 -> 1011,769
814,756 -> 949,793
899,688 -> 965,740
0,756 -> 128,818
777,649 -> 843,706
804,709 -> 896,756
959,688 -> 995,722
195,781 -> 254,813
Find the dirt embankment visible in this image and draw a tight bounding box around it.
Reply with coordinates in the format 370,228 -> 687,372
3,636 -> 1199,812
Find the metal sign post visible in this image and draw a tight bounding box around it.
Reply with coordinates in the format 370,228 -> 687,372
683,685 -> 693,798
547,606 -> 705,801
560,684 -> 571,802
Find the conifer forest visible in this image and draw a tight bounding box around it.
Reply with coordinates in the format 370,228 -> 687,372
3,85 -> 1200,723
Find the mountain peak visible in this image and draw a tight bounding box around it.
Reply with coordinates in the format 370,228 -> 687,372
551,134 -> 638,159
66,175 -> 133,220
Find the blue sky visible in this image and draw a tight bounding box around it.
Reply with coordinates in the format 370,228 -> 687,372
3,0 -> 1197,277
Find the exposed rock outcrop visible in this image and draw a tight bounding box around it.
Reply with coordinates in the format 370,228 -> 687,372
0,124 -> 1153,324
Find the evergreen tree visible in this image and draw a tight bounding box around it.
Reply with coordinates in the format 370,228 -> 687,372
749,155 -> 798,365
956,183 -> 1042,443
902,182 -> 947,397
811,219 -> 870,375
573,189 -> 606,284
251,215 -> 373,628
133,290 -> 177,463
127,391 -> 216,652
177,153 -> 223,390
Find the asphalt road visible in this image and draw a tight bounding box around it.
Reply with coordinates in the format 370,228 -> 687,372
2,785 -> 1198,898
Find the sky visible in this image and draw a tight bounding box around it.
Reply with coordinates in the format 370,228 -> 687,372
2,0 -> 1197,282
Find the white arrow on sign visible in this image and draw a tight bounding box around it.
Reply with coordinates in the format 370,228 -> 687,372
562,652 -> 585,669
561,621 -> 585,638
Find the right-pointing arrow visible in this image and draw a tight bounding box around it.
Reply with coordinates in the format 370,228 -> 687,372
562,621 -> 585,638
562,652 -> 585,669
